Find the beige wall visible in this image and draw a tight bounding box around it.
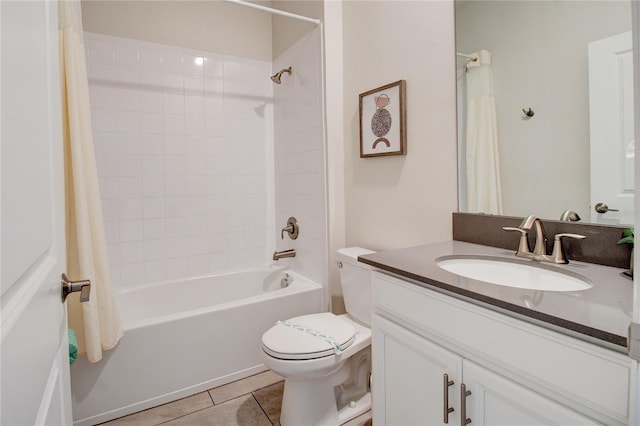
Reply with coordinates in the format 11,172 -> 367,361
81,1 -> 272,61
272,1 -> 323,59
342,0 -> 458,251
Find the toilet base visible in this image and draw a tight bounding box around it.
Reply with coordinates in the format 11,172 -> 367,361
279,348 -> 371,426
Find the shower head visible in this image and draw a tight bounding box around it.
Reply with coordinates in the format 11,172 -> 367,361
271,67 -> 292,84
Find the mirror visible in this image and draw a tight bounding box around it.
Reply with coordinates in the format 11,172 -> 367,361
455,0 -> 634,225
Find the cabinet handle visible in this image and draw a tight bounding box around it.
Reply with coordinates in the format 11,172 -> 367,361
443,373 -> 455,423
460,383 -> 472,425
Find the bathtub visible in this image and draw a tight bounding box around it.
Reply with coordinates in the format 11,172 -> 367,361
70,267 -> 324,426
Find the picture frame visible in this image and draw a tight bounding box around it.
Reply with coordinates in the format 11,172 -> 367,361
359,80 -> 406,158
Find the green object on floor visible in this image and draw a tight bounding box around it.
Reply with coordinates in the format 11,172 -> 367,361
68,329 -> 78,365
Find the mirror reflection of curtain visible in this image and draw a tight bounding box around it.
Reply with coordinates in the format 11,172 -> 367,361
465,50 -> 503,214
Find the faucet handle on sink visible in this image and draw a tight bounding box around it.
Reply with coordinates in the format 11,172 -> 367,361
551,233 -> 586,264
503,226 -> 531,257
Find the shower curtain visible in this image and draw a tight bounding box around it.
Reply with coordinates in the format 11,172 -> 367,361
59,0 -> 123,363
465,49 -> 503,214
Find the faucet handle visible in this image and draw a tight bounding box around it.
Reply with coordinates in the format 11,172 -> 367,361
503,227 -> 531,256
550,233 -> 586,264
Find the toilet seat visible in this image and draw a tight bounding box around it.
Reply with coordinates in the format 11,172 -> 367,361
262,313 -> 356,360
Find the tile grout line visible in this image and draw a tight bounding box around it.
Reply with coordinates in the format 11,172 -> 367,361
252,392 -> 276,426
207,389 -> 216,406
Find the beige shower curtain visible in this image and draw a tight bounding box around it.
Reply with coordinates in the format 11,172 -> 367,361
465,49 -> 503,215
59,0 -> 123,363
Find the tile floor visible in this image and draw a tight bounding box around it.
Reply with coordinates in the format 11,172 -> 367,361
100,370 -> 372,426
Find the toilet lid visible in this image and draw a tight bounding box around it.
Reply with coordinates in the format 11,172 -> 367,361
262,313 -> 356,360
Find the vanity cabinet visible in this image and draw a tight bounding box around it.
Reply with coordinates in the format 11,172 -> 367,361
371,271 -> 635,426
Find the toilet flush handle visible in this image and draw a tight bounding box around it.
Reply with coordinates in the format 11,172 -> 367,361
336,261 -> 343,268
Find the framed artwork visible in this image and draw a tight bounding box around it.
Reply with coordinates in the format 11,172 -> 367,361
359,80 -> 406,158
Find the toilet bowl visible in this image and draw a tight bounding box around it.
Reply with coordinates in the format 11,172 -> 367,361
260,247 -> 375,426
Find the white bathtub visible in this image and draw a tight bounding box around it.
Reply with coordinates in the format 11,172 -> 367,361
70,267 -> 324,425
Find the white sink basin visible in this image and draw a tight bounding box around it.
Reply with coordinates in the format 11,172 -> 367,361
436,256 -> 591,292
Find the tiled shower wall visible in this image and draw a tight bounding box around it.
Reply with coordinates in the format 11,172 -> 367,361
273,28 -> 328,289
85,32 -> 275,287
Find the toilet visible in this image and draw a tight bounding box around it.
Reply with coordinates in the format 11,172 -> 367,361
261,247 -> 375,426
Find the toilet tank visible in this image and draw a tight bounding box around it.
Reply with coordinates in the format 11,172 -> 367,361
337,247 -> 375,327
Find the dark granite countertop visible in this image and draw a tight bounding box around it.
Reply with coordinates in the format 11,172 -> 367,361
359,241 -> 633,353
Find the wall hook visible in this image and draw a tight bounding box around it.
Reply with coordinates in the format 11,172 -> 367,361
522,107 -> 535,118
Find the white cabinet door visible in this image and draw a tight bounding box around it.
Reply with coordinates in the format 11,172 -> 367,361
1,1 -> 72,424
372,315 -> 462,426
463,361 -> 599,426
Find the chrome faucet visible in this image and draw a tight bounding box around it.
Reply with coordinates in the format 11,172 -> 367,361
273,249 -> 296,261
503,215 -> 585,264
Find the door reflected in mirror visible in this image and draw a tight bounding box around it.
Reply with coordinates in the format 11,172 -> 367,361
455,0 -> 634,225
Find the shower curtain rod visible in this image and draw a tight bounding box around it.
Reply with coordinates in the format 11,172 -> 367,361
223,0 -> 321,25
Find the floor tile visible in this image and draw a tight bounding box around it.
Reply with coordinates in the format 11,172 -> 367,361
161,394 -> 272,426
100,392 -> 213,425
252,381 -> 284,426
208,370 -> 284,404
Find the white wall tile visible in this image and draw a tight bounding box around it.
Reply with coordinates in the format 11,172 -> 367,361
140,91 -> 163,113
163,93 -> 184,115
99,176 -> 119,199
120,241 -> 145,264
142,176 -> 165,197
204,56 -> 224,78
140,70 -> 163,89
166,197 -> 188,218
118,176 -> 142,198
166,237 -> 188,258
144,239 -> 166,261
183,54 -> 205,77
162,50 -> 183,74
117,156 -> 142,177
94,132 -> 118,155
92,109 -> 117,132
90,86 -> 116,110
88,32 -> 318,288
115,67 -> 139,85
116,110 -> 141,133
120,220 -> 144,242
145,260 -> 167,282
143,198 -> 166,219
115,88 -> 140,112
165,175 -> 186,196
166,216 -> 188,237
141,112 -> 163,134
141,134 -> 164,155
163,73 -> 183,93
166,257 -> 189,278
185,95 -> 205,115
121,263 -> 145,286
143,218 -> 166,240
117,133 -> 142,155
139,47 -> 162,72
164,114 -> 185,135
142,156 -> 165,176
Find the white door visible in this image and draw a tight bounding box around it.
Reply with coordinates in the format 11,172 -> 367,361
589,31 -> 634,225
1,1 -> 73,425
372,315 -> 462,426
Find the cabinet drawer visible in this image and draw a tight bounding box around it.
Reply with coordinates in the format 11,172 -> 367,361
373,271 -> 634,424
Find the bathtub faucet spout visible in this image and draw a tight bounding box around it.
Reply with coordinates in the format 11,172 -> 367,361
273,249 -> 296,261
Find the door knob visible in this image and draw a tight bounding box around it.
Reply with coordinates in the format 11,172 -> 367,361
594,202 -> 619,213
61,273 -> 91,303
